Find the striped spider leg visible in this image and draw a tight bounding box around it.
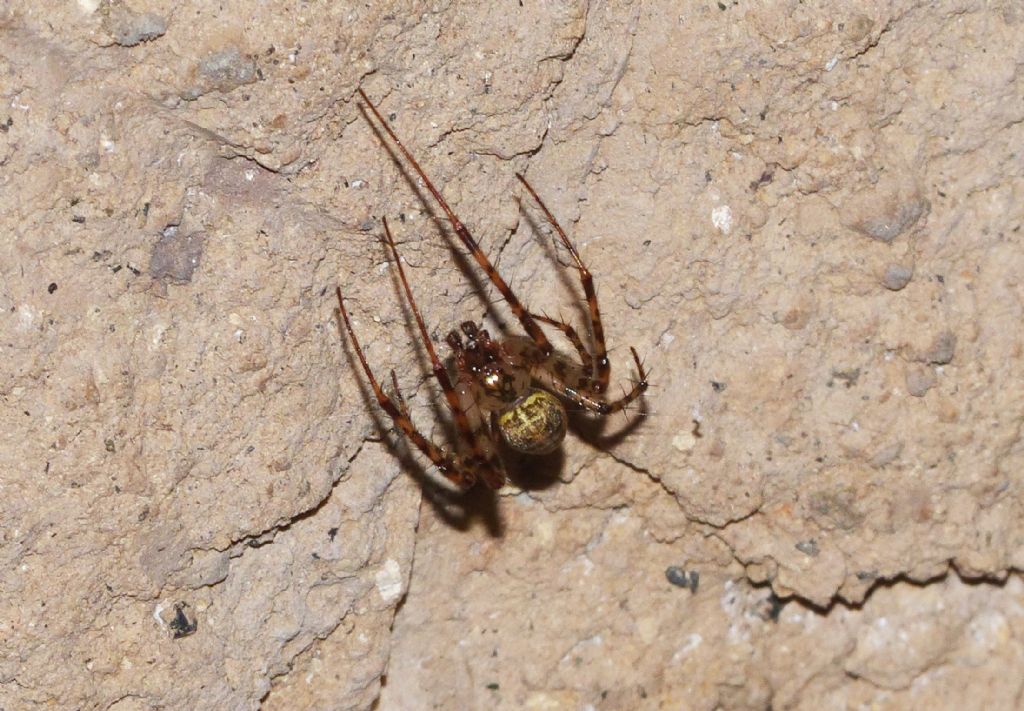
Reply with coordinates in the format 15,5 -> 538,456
513,173 -> 648,415
336,218 -> 505,490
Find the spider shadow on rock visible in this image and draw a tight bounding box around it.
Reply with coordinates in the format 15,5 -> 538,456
568,395 -> 651,447
499,443 -> 565,492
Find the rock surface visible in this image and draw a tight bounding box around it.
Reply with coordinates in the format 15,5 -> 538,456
1,1 -> 1021,709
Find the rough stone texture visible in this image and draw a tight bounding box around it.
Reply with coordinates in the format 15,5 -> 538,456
149,226 -> 205,285
1,1 -> 1022,709
99,0 -> 166,47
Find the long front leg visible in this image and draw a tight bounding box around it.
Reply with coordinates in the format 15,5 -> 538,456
357,88 -> 554,356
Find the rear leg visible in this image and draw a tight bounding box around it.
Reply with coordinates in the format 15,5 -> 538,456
379,217 -> 507,489
335,286 -> 478,489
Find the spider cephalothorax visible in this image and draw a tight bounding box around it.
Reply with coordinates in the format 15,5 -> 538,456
335,89 -> 649,491
447,322 -> 521,399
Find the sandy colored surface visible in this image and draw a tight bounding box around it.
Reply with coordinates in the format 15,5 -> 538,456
1,0 -> 1022,709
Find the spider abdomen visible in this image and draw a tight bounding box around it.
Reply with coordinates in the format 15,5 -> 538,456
498,389 -> 567,455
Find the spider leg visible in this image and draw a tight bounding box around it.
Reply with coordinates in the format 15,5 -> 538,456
335,286 -> 477,489
357,88 -> 554,356
389,370 -> 409,418
528,311 -> 593,373
533,347 -> 649,416
516,173 -> 611,394
379,217 -> 507,489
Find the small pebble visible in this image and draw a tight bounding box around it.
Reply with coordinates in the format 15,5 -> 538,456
665,566 -> 699,593
882,264 -> 913,290
923,331 -> 956,365
905,365 -> 937,397
869,441 -> 903,468
181,47 -> 257,100
150,229 -> 206,284
795,539 -> 819,556
841,176 -> 930,243
102,2 -> 167,47
853,197 -> 929,243
167,602 -> 198,639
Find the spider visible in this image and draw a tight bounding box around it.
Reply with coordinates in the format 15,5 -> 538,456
336,88 -> 649,490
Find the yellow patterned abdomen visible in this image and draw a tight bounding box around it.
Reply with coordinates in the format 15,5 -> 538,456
498,390 -> 567,455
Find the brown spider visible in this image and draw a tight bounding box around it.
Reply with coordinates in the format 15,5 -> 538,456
336,88 -> 649,490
